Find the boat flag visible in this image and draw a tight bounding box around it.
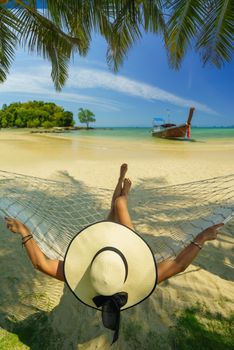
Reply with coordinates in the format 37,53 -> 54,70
187,125 -> 191,138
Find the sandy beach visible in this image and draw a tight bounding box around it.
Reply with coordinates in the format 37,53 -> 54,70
0,129 -> 233,349
1,129 -> 234,185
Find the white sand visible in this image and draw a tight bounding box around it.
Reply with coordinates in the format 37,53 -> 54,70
0,129 -> 233,349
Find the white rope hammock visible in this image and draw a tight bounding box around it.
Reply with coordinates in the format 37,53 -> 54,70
0,170 -> 233,263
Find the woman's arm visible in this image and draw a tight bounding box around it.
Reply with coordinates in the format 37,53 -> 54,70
157,223 -> 224,284
5,217 -> 65,281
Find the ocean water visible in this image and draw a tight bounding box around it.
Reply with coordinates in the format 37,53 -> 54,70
59,127 -> 234,143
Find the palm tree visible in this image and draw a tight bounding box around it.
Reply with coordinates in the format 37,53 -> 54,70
0,1 -> 233,91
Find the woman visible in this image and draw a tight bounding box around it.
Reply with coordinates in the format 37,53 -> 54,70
4,164 -> 223,284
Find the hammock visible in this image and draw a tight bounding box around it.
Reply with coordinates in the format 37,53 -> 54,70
0,170 -> 233,263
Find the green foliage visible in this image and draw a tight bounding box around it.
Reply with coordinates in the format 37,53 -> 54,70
78,108 -> 96,128
122,304 -> 234,350
0,311 -> 65,350
0,328 -> 29,349
0,101 -> 74,128
41,121 -> 56,129
170,304 -> 234,350
0,1 -> 232,92
0,1 -> 85,90
165,0 -> 234,69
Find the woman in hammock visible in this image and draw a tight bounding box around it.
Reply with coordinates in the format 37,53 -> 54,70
5,164 -> 223,284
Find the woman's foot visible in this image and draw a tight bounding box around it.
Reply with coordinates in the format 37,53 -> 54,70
111,163 -> 128,205
113,178 -> 133,229
119,163 -> 128,182
121,178 -> 132,197
107,163 -> 128,221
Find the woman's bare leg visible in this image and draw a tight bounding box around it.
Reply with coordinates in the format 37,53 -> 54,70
113,178 -> 134,230
107,164 -> 128,221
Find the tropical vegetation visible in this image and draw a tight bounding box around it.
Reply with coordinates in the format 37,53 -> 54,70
0,1 -> 233,90
78,108 -> 96,129
122,304 -> 234,350
0,101 -> 74,128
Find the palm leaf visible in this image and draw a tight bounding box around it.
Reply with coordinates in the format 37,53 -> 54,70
107,0 -> 165,71
141,0 -> 165,33
196,0 -> 234,67
106,4 -> 142,72
165,0 -> 205,68
14,0 -> 89,90
43,0 -> 91,50
47,46 -> 69,91
0,7 -> 17,83
1,0 -> 233,88
15,0 -> 88,52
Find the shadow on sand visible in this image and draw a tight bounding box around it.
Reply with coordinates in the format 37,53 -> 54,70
0,171 -> 233,349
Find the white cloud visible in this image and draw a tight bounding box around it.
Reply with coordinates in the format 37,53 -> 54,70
0,64 -> 217,115
68,68 -> 217,115
0,67 -> 121,111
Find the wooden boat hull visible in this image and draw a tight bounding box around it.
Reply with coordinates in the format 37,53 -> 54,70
152,124 -> 188,138
152,108 -> 194,139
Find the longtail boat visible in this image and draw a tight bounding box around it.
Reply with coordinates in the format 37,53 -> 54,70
151,107 -> 195,139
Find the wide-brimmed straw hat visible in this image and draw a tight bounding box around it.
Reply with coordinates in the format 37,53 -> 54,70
64,221 -> 157,343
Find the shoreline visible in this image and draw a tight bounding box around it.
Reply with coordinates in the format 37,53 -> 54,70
0,129 -> 234,185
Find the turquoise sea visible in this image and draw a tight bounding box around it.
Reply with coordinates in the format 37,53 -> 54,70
59,127 -> 234,143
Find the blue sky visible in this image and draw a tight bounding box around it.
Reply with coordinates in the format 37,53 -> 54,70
0,32 -> 233,127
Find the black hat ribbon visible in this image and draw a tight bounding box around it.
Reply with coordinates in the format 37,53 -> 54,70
93,292 -> 128,344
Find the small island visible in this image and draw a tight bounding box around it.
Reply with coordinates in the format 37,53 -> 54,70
0,101 -> 75,129
0,101 -> 98,133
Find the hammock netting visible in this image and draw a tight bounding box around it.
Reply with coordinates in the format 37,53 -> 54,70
0,170 -> 233,263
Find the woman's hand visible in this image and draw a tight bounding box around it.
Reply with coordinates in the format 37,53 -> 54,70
5,217 -> 30,236
196,223 -> 224,244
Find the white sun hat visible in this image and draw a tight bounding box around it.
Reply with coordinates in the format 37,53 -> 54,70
64,221 -> 157,309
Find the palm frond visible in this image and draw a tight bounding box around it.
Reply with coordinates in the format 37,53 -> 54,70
47,46 -> 69,91
14,0 -> 89,90
0,7 -> 17,83
106,0 -> 154,71
1,0 -> 233,89
165,0 -> 205,68
141,0 -> 165,33
196,0 -> 234,67
106,4 -> 142,72
107,0 -> 166,71
44,0 -> 91,48
15,1 -> 88,53
69,0 -> 113,41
